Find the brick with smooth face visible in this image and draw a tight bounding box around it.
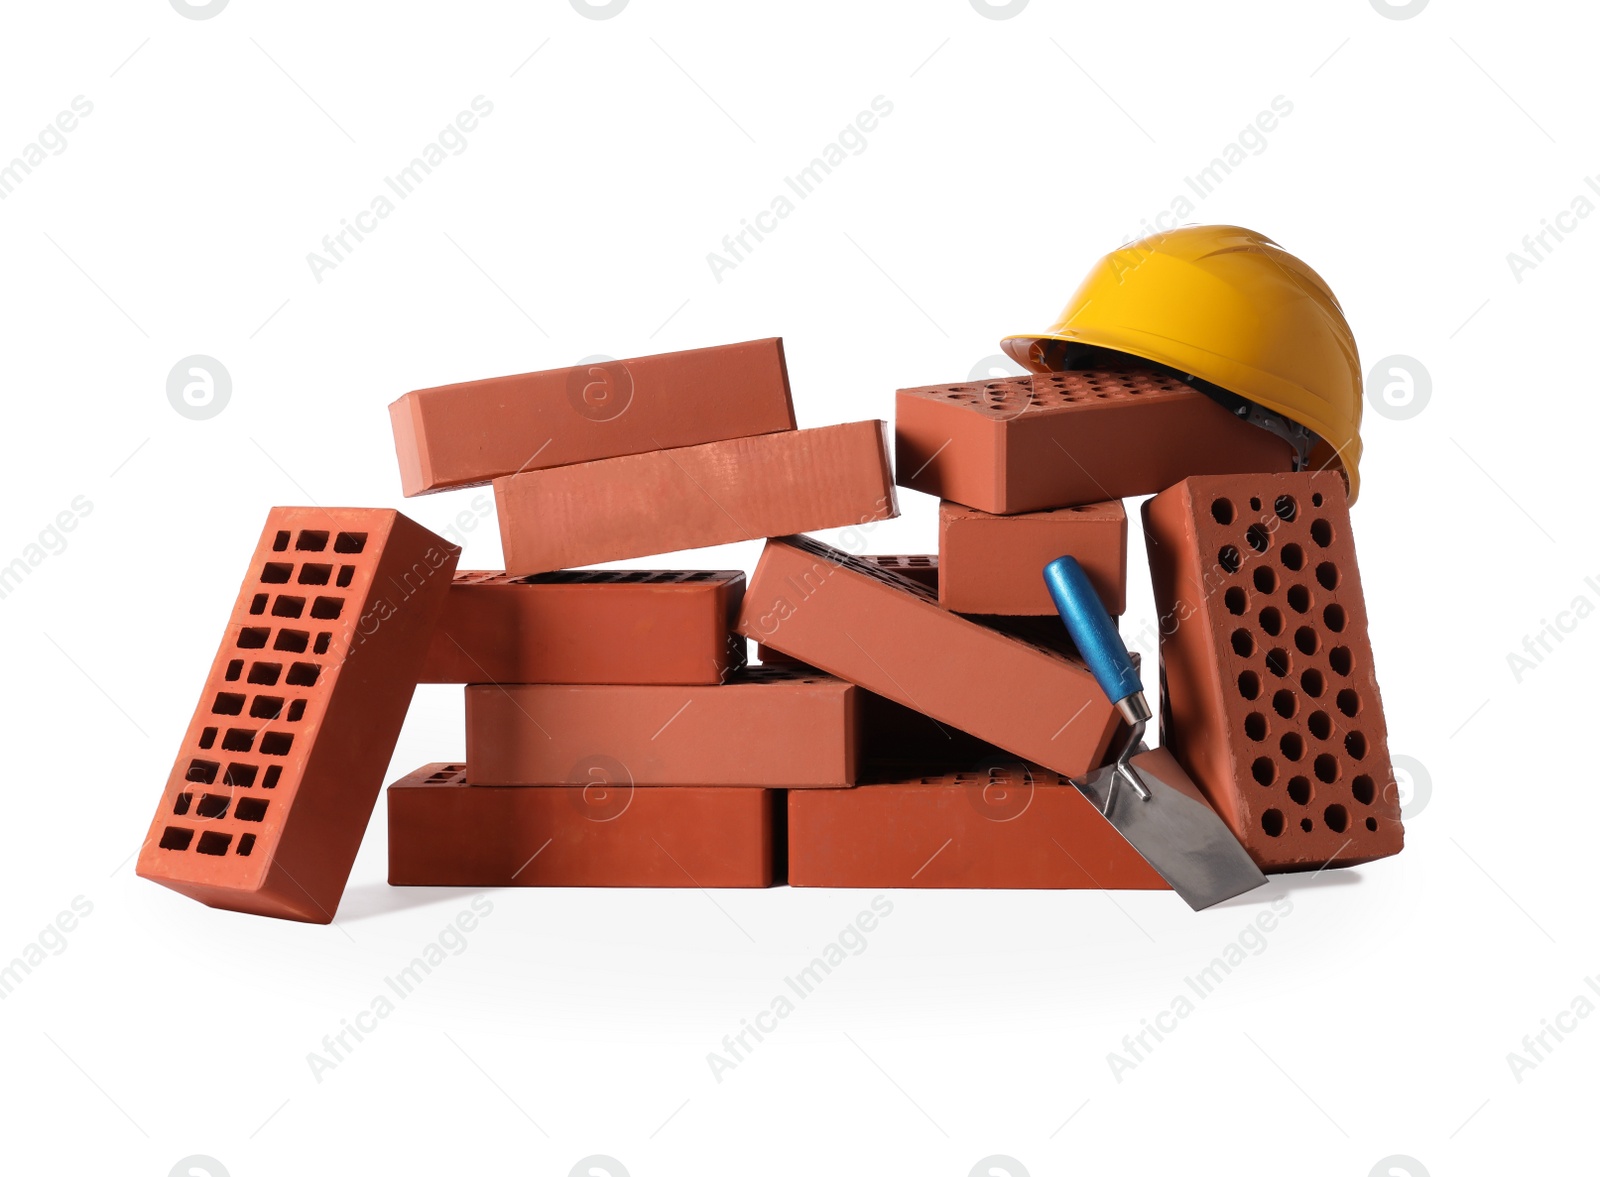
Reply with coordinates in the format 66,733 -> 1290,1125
736,535 -> 1122,778
420,569 -> 745,685
1143,471 -> 1402,870
896,364 -> 1296,514
787,764 -> 1167,889
465,666 -> 860,786
388,764 -> 776,887
388,338 -> 796,496
939,499 -> 1127,615
757,556 -> 935,666
493,420 -> 897,574
137,508 -> 459,922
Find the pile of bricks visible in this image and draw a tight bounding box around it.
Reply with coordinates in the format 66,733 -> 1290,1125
137,338 -> 1403,922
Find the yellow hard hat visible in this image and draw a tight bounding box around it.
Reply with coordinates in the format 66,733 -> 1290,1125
1001,225 -> 1364,501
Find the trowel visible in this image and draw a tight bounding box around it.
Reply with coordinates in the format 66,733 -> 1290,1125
1044,555 -> 1267,910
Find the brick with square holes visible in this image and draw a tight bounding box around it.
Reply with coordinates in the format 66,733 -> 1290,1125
1143,471 -> 1402,871
787,763 -> 1166,889
939,499 -> 1126,615
735,535 -> 1122,778
465,665 -> 860,787
389,338 -> 795,496
387,764 -> 776,887
895,363 -> 1296,514
494,421 -> 896,573
420,569 -> 745,685
137,508 -> 460,921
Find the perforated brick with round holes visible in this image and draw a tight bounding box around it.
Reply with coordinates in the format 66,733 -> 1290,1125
1143,472 -> 1402,871
136,507 -> 459,921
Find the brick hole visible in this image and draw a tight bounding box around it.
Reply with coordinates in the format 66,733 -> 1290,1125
1314,753 -> 1339,783
173,793 -> 193,816
224,763 -> 256,788
1252,757 -> 1276,785
261,562 -> 293,584
1219,545 -> 1242,573
262,765 -> 282,789
296,530 -> 328,552
1253,566 -> 1277,593
1310,518 -> 1334,547
1344,731 -> 1368,759
159,827 -> 194,851
1307,711 -> 1332,740
1246,523 -> 1272,553
1272,689 -> 1296,718
1294,626 -> 1319,656
1237,670 -> 1261,700
310,596 -> 343,620
259,731 -> 294,757
274,629 -> 308,653
221,728 -> 255,753
1287,776 -> 1312,805
1316,562 -> 1339,590
186,759 -> 219,784
249,696 -> 283,720
1261,809 -> 1285,837
1312,492 -> 1325,507
272,595 -> 305,619
1279,732 -> 1305,761
198,727 -> 217,749
334,529 -> 367,554
313,633 -> 331,655
1336,688 -> 1360,717
1301,668 -> 1325,697
237,627 -> 270,649
1249,496 -> 1262,511
249,594 -> 268,615
1274,494 -> 1298,522
1365,816 -> 1378,832
1280,543 -> 1304,572
1259,606 -> 1284,636
272,530 -> 290,552
1324,804 -> 1349,833
236,833 -> 257,856
336,566 -> 355,588
1231,629 -> 1255,657
1224,586 -> 1248,615
297,563 -> 332,585
235,797 -> 269,822
248,662 -> 282,686
1352,774 -> 1376,805
1244,712 -> 1268,741
195,793 -> 229,819
1301,817 -> 1314,832
1265,647 -> 1291,677
225,659 -> 243,682
1329,646 -> 1353,675
286,700 -> 306,722
196,831 -> 232,856
1323,603 -> 1346,633
1286,584 -> 1312,613
211,692 -> 245,716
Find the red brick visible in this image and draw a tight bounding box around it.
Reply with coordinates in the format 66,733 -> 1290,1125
896,365 -> 1295,514
758,556 -> 934,667
736,535 -> 1121,777
788,764 -> 1167,889
137,508 -> 459,922
420,569 -> 744,685
495,421 -> 896,573
388,764 -> 775,887
939,500 -> 1126,615
389,338 -> 795,496
465,665 -> 859,786
1143,471 -> 1402,870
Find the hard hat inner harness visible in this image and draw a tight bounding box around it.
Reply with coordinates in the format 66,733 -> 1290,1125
1182,375 -> 1318,472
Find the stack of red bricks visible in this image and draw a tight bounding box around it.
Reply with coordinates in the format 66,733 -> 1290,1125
136,339 -> 1403,923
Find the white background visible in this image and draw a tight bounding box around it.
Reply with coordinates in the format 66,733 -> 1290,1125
0,1 -> 1592,1173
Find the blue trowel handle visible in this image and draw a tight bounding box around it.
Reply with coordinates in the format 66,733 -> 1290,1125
1043,556 -> 1143,708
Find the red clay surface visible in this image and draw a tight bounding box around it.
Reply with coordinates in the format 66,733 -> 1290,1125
939,499 -> 1127,615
